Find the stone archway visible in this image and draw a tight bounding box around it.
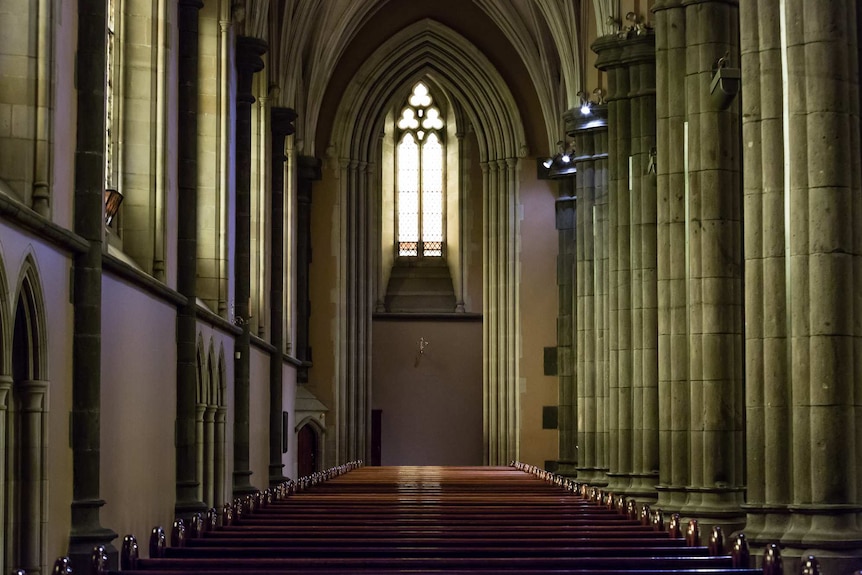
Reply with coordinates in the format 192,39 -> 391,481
8,256 -> 47,575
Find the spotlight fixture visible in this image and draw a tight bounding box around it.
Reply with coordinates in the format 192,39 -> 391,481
538,140 -> 577,179
577,90 -> 591,116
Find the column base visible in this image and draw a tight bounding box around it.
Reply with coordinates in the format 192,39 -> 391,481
269,463 -> 289,487
576,467 -> 609,486
556,459 -> 578,477
68,529 -> 118,575
232,469 -> 258,498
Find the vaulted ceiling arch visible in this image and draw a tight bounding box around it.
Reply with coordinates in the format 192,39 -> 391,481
329,19 -> 527,164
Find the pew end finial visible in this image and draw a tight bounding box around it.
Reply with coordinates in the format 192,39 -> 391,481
121,534 -> 139,570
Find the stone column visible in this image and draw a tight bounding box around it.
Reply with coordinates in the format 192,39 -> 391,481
569,106 -> 609,485
682,0 -> 744,522
19,380 -> 47,574
337,158 -> 372,462
629,42 -> 659,500
203,406 -> 215,505
233,35 -> 266,497
214,406 -> 227,507
296,156 -> 321,383
742,1 -> 862,572
175,0 -> 206,518
597,37 -> 634,493
653,0 -> 745,522
482,157 -> 521,465
653,0 -> 691,510
268,107 -> 295,486
68,0 -> 117,570
194,404 -> 206,502
556,184 -> 577,477
595,30 -> 659,499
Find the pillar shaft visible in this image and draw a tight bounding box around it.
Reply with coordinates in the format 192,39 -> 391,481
296,156 -> 321,383
69,0 -> 117,570
742,1 -> 862,569
556,187 -> 577,476
268,107 -> 295,486
233,35 -> 266,497
569,108 -> 609,484
653,0 -> 691,510
595,30 -> 660,499
175,0 -> 206,518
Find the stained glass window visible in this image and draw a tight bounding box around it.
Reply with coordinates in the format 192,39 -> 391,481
397,83 -> 445,257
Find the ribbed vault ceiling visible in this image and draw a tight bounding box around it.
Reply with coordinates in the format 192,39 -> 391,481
261,0 -> 596,157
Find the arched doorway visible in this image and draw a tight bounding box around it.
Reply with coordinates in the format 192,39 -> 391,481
297,424 -> 318,478
8,263 -> 47,575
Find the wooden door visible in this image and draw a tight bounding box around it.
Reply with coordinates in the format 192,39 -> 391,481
297,425 -> 317,477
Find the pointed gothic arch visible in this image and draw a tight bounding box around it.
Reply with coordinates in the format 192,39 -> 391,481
7,253 -> 48,575
329,19 -> 525,464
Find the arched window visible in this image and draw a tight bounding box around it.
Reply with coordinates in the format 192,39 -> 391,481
396,83 -> 445,258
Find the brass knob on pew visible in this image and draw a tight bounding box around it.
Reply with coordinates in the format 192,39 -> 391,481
730,533 -> 749,568
616,495 -> 626,513
149,526 -> 166,558
91,545 -> 109,575
121,535 -> 139,570
686,519 -> 701,547
222,502 -> 233,526
652,509 -> 664,531
640,504 -> 651,526
51,557 -> 72,575
668,513 -> 682,538
762,543 -> 783,575
626,499 -> 638,520
206,507 -> 219,530
800,555 -> 821,575
171,518 -> 186,547
708,525 -> 724,555
189,513 -> 203,538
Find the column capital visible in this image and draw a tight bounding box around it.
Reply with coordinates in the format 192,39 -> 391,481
593,33 -> 656,72
235,36 -> 267,104
271,107 -> 297,139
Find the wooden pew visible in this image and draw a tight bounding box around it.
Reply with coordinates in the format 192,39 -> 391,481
64,464 -> 819,575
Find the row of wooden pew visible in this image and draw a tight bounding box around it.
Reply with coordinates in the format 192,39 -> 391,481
48,462 -> 826,575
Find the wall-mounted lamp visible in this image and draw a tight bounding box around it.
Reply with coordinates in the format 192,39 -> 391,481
710,53 -> 740,110
104,188 -> 123,226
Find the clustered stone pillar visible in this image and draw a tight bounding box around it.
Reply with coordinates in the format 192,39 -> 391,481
68,0 -> 117,570
555,180 -> 577,477
483,157 -> 521,465
741,0 -> 862,571
175,0 -> 206,518
339,158 -> 372,462
296,156 -> 321,383
233,35 -> 266,497
653,0 -> 744,524
569,106 -> 609,485
594,29 -> 659,499
268,107 -> 295,486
